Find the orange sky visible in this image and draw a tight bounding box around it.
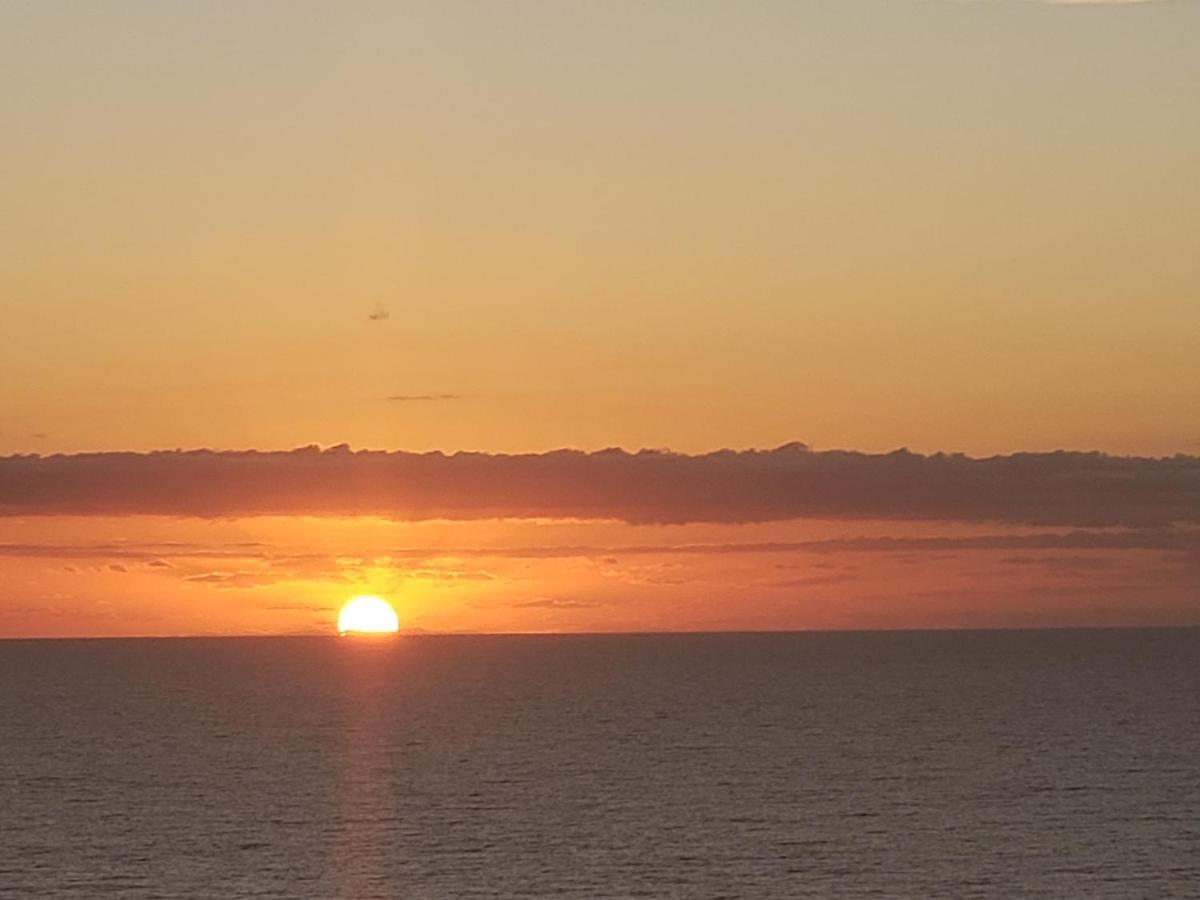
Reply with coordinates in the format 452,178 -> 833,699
3,513 -> 1196,638
1,2 -> 1197,636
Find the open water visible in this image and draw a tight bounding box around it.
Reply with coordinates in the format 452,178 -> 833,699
1,630 -> 1197,897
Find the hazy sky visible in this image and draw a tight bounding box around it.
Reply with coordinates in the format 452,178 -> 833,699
3,0 -> 1197,457
2,2 -> 1198,636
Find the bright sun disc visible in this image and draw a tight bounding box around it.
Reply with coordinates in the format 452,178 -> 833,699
337,595 -> 400,635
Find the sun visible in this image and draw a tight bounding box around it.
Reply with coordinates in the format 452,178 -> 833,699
337,595 -> 400,636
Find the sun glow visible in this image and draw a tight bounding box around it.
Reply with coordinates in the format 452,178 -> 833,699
337,595 -> 400,635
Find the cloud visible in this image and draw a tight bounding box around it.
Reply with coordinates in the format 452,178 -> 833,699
407,568 -> 495,582
386,394 -> 461,402
510,597 -> 603,610
769,573 -> 861,589
1,529 -> 1198,568
998,554 -> 1125,571
183,571 -> 279,589
1,444 -> 1197,527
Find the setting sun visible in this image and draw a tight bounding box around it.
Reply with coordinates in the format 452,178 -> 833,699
337,595 -> 400,636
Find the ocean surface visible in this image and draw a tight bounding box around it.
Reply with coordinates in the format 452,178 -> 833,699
1,630 -> 1197,898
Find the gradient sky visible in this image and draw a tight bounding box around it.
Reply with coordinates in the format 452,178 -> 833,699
4,0 -> 1198,456
2,1 -> 1197,636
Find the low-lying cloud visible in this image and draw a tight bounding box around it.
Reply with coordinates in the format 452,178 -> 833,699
2,444 -> 1197,526
2,527 -> 1196,565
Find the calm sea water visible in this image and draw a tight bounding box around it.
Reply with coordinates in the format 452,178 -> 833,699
1,630 -> 1197,898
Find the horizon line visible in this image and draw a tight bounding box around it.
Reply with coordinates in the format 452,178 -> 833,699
3,623 -> 1197,642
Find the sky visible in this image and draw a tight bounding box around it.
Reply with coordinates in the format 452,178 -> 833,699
1,1 -> 1197,636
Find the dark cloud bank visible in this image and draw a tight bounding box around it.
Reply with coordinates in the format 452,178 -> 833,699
0,444 -> 1197,526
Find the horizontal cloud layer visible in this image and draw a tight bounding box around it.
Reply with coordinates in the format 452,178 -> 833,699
1,444 -> 1198,526
2,528 -> 1196,565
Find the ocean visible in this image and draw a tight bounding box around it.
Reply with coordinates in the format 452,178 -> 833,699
2,630 -> 1197,898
